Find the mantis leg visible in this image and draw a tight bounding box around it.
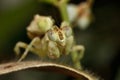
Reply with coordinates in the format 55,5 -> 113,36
71,45 -> 85,69
14,37 -> 40,62
14,42 -> 27,56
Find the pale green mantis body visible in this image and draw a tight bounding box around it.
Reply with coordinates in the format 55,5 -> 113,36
14,14 -> 84,69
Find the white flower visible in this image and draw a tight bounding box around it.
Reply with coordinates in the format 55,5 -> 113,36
67,2 -> 93,30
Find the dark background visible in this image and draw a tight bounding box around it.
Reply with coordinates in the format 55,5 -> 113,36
0,0 -> 120,80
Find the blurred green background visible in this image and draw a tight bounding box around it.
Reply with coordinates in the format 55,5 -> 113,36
0,0 -> 120,80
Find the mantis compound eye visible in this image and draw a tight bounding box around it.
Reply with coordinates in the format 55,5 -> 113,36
62,26 -> 72,37
61,22 -> 72,37
47,29 -> 58,41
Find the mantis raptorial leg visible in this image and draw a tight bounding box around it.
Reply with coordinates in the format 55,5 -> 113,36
14,37 -> 40,62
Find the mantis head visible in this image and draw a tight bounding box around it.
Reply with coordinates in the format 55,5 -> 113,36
27,14 -> 54,39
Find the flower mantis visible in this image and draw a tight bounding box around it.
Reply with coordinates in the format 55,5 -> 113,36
14,14 -> 84,69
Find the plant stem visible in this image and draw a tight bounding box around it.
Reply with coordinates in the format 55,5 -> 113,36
58,2 -> 69,22
40,0 -> 69,22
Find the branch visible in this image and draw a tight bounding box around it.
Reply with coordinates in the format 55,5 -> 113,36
0,61 -> 99,80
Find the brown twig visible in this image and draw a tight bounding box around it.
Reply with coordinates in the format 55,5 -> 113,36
0,61 -> 98,80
